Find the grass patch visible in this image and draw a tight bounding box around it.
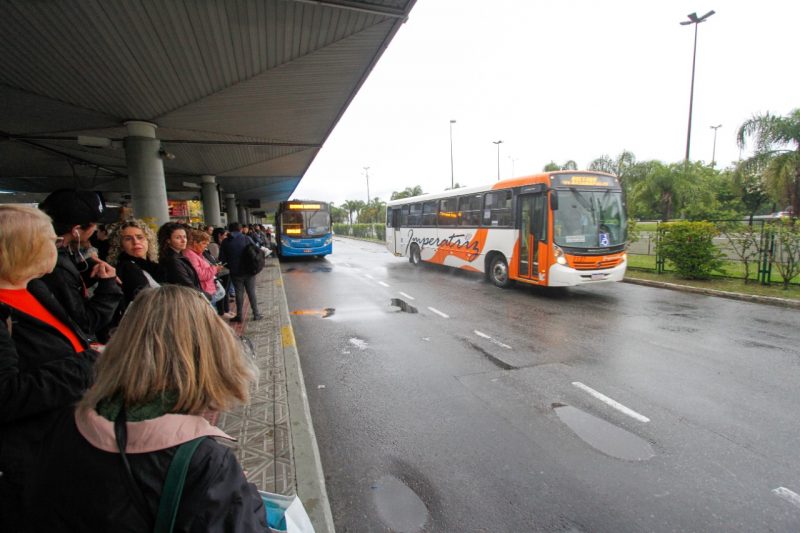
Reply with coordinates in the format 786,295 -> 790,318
628,253 -> 800,284
625,269 -> 800,300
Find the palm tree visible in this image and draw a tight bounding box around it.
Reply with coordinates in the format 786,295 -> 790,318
737,109 -> 800,217
390,185 -> 424,200
340,200 -> 365,224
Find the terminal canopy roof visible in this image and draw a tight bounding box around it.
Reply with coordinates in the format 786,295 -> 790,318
0,0 -> 415,209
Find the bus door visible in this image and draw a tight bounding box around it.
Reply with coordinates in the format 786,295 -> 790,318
387,208 -> 402,255
517,192 -> 547,282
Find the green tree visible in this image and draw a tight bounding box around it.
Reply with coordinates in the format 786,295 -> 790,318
629,161 -> 697,221
340,200 -> 365,224
737,108 -> 800,216
330,204 -> 347,224
731,165 -> 770,221
390,186 -> 424,200
657,221 -> 724,279
543,160 -> 577,171
769,219 -> 800,289
359,197 -> 386,224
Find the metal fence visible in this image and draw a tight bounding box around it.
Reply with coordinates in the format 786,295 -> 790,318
627,219 -> 799,286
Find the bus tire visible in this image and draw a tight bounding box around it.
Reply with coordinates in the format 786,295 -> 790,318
409,244 -> 421,265
489,254 -> 511,288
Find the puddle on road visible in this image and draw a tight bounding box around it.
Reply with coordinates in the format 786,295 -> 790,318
553,404 -> 654,461
390,298 -> 418,314
372,475 -> 429,532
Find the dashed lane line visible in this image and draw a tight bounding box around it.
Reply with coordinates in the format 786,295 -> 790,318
473,330 -> 512,350
572,382 -> 650,423
773,487 -> 800,509
427,307 -> 450,319
378,281 -> 390,287
399,292 -> 415,300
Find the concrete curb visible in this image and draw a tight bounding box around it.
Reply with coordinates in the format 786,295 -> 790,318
275,266 -> 336,532
623,277 -> 800,309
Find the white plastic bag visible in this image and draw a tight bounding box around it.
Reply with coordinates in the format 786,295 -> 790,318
259,491 -> 315,533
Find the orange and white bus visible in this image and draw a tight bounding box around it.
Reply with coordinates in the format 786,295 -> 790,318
385,171 -> 627,288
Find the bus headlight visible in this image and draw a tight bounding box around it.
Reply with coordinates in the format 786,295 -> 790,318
324,238 -> 332,246
554,245 -> 567,265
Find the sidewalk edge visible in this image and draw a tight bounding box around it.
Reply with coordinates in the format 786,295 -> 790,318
623,277 -> 800,309
276,265 -> 336,532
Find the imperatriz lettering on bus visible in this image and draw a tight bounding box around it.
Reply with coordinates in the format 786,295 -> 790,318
407,230 -> 481,252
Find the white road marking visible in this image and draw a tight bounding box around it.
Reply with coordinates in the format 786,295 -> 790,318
572,382 -> 650,423
349,338 -> 368,350
365,274 -> 375,280
378,281 -> 390,287
773,487 -> 800,509
427,307 -> 450,318
399,292 -> 415,300
473,330 -> 512,350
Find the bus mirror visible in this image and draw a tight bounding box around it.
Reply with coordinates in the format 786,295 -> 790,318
550,193 -> 558,210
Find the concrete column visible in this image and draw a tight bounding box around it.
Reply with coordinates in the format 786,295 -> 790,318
124,121 -> 169,228
239,205 -> 248,224
201,175 -> 221,226
225,194 -> 238,224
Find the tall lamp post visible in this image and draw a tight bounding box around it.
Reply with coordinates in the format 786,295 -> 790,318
449,119 -> 456,189
681,10 -> 715,163
710,124 -> 722,167
492,140 -> 503,181
363,166 -> 370,204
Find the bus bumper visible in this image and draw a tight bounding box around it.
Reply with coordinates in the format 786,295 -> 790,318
548,259 -> 627,287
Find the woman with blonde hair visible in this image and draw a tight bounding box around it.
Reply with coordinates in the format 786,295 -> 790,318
107,219 -> 161,316
28,285 -> 267,531
184,229 -> 227,308
0,205 -> 97,532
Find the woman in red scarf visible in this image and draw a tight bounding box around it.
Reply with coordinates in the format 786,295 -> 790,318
0,205 -> 97,532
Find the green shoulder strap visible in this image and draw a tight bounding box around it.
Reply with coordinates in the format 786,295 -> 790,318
154,437 -> 206,533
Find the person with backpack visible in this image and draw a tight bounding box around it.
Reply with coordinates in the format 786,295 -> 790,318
219,222 -> 263,323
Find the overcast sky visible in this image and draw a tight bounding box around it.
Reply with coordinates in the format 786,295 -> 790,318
294,0 -> 799,207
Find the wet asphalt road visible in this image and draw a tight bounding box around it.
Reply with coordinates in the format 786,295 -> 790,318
282,237 -> 800,532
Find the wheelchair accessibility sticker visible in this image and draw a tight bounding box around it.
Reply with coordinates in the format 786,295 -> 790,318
599,232 -> 610,246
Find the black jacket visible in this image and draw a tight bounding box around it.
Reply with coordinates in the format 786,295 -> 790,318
0,280 -> 97,531
39,248 -> 123,342
28,409 -> 268,532
115,252 -> 160,307
158,248 -> 203,291
219,233 -> 257,277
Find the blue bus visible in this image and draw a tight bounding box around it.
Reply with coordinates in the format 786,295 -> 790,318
275,200 -> 333,257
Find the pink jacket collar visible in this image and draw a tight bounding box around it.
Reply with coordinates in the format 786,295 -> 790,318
76,408 -> 234,454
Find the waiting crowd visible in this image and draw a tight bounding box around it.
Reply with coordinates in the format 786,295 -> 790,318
0,190 -> 278,531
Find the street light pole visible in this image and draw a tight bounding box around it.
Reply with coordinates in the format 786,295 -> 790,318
509,156 -> 518,176
681,10 -> 715,163
710,124 -> 722,167
363,166 -> 370,204
492,140 -> 503,181
449,119 -> 456,189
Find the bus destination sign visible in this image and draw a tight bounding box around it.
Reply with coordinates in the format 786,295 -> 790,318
551,174 -> 617,188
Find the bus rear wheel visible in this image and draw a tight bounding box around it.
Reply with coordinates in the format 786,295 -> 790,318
409,244 -> 421,265
489,255 -> 511,288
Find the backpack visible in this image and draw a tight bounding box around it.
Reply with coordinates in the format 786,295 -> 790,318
240,241 -> 266,276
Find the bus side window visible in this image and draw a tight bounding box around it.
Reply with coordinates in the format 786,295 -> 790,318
401,205 -> 409,226
459,194 -> 481,226
422,201 -> 437,226
408,203 -> 421,226
483,191 -> 512,226
438,198 -> 458,226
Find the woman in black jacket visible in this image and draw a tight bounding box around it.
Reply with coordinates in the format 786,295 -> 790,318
0,205 -> 97,532
28,285 -> 267,531
108,219 -> 161,313
156,222 -> 203,292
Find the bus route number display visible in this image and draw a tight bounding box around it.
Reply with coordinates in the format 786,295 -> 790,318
553,174 -> 616,187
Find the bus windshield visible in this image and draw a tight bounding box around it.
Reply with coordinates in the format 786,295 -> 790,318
281,210 -> 331,237
553,189 -> 626,249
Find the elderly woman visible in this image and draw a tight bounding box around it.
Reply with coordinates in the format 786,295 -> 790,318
27,286 -> 266,531
184,229 -> 226,306
108,219 -> 161,315
0,205 -> 97,532
156,222 -> 203,294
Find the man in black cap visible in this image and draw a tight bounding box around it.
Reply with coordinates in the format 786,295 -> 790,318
38,190 -> 123,343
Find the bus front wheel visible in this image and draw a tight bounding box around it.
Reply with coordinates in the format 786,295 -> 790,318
409,244 -> 421,266
489,255 -> 511,288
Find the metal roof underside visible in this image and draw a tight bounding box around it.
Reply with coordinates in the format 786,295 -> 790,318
0,0 -> 416,210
